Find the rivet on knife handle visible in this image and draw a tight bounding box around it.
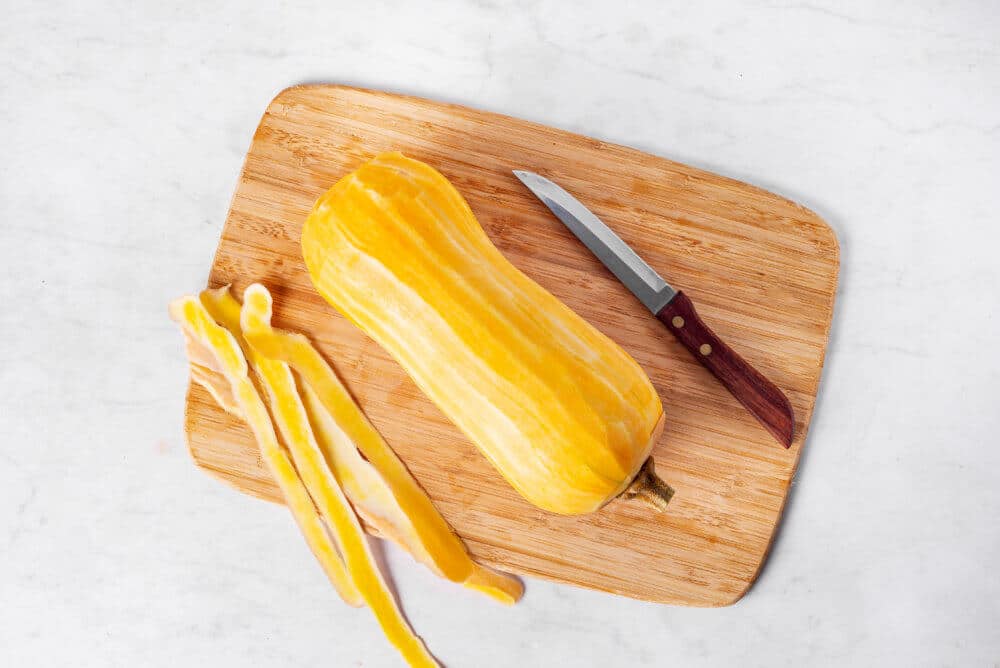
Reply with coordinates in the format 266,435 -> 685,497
657,291 -> 794,447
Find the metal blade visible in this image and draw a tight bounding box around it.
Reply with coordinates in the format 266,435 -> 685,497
513,170 -> 676,314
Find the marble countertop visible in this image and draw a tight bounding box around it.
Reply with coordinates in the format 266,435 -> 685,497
3,1 -> 998,666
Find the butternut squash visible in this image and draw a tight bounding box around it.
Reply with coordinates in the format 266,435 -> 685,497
301,152 -> 672,515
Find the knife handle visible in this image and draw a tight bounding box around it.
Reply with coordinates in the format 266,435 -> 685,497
656,291 -> 795,448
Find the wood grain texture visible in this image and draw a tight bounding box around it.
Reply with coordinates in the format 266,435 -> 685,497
184,85 -> 839,607
658,291 -> 795,447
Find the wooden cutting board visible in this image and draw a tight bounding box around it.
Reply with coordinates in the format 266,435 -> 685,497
185,84 -> 839,607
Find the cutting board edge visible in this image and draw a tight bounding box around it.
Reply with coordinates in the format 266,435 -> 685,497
268,83 -> 843,247
183,379 -> 759,608
184,357 -> 841,611
734,237 -> 840,603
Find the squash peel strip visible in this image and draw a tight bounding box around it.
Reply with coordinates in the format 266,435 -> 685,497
185,332 -> 242,417
199,286 -> 438,668
168,296 -> 362,607
240,283 -> 523,606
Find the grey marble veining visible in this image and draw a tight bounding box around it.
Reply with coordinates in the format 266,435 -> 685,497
2,1 -> 998,666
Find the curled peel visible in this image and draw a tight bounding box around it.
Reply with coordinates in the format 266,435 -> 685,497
168,295 -> 361,607
200,286 -> 438,668
241,283 -> 523,605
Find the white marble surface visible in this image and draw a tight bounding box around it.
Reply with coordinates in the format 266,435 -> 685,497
3,1 -> 999,665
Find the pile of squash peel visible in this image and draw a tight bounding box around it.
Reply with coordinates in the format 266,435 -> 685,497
170,283 -> 522,667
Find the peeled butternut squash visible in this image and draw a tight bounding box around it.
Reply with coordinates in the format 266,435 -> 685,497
301,152 -> 672,515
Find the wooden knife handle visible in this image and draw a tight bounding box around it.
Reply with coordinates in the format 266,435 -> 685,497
656,291 -> 795,448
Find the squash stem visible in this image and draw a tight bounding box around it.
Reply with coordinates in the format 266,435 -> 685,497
623,457 -> 674,511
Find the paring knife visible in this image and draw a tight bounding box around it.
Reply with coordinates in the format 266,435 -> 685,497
513,170 -> 795,448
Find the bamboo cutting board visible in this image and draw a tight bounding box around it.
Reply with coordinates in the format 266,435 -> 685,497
185,85 -> 839,607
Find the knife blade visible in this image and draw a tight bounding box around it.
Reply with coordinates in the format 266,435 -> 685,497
513,169 -> 794,448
